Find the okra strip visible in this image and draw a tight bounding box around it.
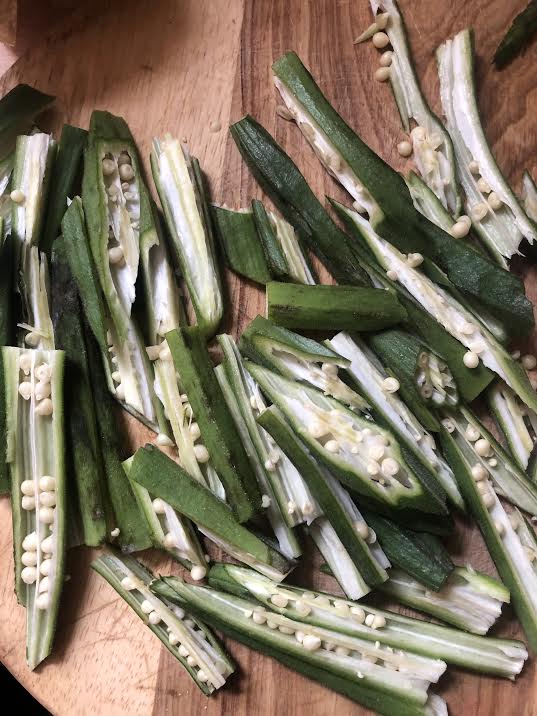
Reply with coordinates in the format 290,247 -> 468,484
272,51 -> 534,334
92,552 -> 234,693
247,363 -> 447,515
167,327 -> 261,522
51,238 -> 107,546
151,135 -> 223,337
153,577 -> 447,716
337,203 -> 537,412
259,404 -> 389,592
0,84 -> 53,159
379,566 -> 510,636
493,0 -> 537,69
129,445 -> 293,582
211,204 -> 271,285
328,332 -> 463,510
267,282 -> 407,331
364,0 -> 461,213
40,124 -> 87,255
0,232 -> 14,493
230,116 -> 371,287
522,170 -> 537,224
4,347 -> 66,669
440,427 -> 537,650
441,406 -> 537,516
209,563 -> 526,679
437,30 -> 536,263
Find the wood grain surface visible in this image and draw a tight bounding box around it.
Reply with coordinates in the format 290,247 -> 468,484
0,1 -> 536,714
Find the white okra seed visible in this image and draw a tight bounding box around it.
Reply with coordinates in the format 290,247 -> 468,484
372,31 -> 390,48
40,559 -> 52,576
35,398 -> 53,416
187,655 -> 197,666
39,475 -> 56,492
193,444 -> 210,463
21,566 -> 38,584
18,382 -> 33,400
178,644 -> 189,657
141,600 -> 153,614
271,593 -> 288,608
168,633 -> 180,646
115,384 -> 126,401
121,576 -> 136,591
522,354 -> 537,370
148,611 -> 161,625
21,495 -> 36,511
252,610 -> 267,624
156,433 -> 174,447
379,50 -> 393,66
39,491 -> 56,508
354,521 -> 369,540
197,669 -> 208,683
102,158 -> 116,175
39,507 -> 55,524
35,363 -> 52,382
450,221 -> 470,238
488,192 -> 503,210
41,535 -> 54,554
39,576 -> 50,593
382,377 -> 399,393
365,614 -> 375,627
324,439 -> 340,453
463,351 -> 479,369
477,178 -> 491,194
10,189 -> 25,203
475,438 -> 492,457
190,565 -> 207,581
21,480 -> 35,496
397,141 -> 412,157
111,371 -> 121,383
152,498 -> 167,514
471,464 -> 488,481
19,353 -> 32,375
118,152 -> 131,166
189,422 -> 201,440
108,246 -> 125,265
119,164 -> 135,182
36,593 -> 50,610
22,551 -> 38,567
22,532 -> 38,552
302,634 -> 322,651
351,606 -> 365,622
25,332 -> 40,347
374,66 -> 390,82
483,492 -> 495,509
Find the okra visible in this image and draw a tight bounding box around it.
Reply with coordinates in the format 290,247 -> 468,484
522,170 -> 537,224
440,426 -> 537,650
50,238 -> 107,546
240,315 -> 368,411
18,245 -> 55,350
336,203 -> 537,412
247,362 -> 447,515
440,405 -> 537,516
272,51 -> 534,334
488,380 -> 537,480
364,0 -> 461,214
209,563 -> 526,678
167,327 -> 261,522
251,199 -> 317,284
40,124 -> 87,255
128,445 -> 293,582
437,29 -> 536,264
4,346 -> 66,669
151,135 -> 223,337
211,204 -> 271,285
153,577 -> 448,716
493,0 -> 537,69
379,567 -> 510,636
92,552 -> 234,693
267,282 -> 407,331
0,232 -> 14,493
217,334 -> 305,557
230,116 -> 371,287
259,404 -> 389,594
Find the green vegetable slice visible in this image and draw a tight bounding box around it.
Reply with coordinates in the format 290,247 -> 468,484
493,0 -> 537,69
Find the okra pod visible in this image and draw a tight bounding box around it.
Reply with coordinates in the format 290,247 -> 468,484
493,1 -> 537,69
0,232 -> 14,493
129,445 -> 293,582
522,170 -> 537,224
92,552 -> 234,693
267,282 -> 407,331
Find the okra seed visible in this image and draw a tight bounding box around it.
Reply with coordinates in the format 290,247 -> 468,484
366,460 -> 380,476
40,559 -> 52,576
368,444 -> 385,462
397,141 -> 412,157
382,377 -> 400,393
19,354 -> 32,375
302,634 -> 322,651
308,420 -> 326,438
441,419 -> 455,433
36,593 -> 50,610
121,182 -> 130,191
461,322 -> 476,335
354,521 -> 370,540
335,646 -> 350,657
108,246 -> 125,265
184,404 -> 193,418
22,532 -> 38,552
276,105 -> 294,121
35,363 -> 52,382
372,615 -> 386,629
471,464 -> 488,481
35,381 -> 51,401
386,269 -> 398,281
252,609 -> 267,625
163,532 -> 177,549
463,351 -> 479,369
10,188 -> 25,203
141,600 -> 153,614
21,566 -> 38,584
374,66 -> 391,82
39,576 -> 50,593
321,362 -> 339,377
351,606 -> 366,622
475,438 -> 492,457
381,458 -> 399,476
450,221 -> 470,238
465,425 -> 480,442
372,31 -> 390,48
267,619 -> 278,629
25,332 -> 40,347
102,158 -> 116,175
21,495 -> 36,511
115,384 -> 126,401
271,593 -> 289,608
468,160 -> 480,174
189,422 -> 201,441
324,439 -> 340,453
118,152 -> 132,166
483,492 -> 495,509
148,611 -> 161,625
39,507 -> 55,524
41,536 -> 54,554
190,565 -> 207,581
471,202 -> 488,221
111,371 -> 121,384
121,576 -> 136,591
178,644 -> 189,657
488,458 -> 498,467
406,252 -> 423,267
287,501 -> 296,514
119,164 -> 135,182
261,494 -> 271,508
410,126 -> 426,142
334,601 -> 350,617
264,458 -> 276,472
22,551 -> 38,567
365,614 -> 375,627
21,480 -> 35,496
268,449 -> 280,464
35,398 -> 53,416
279,625 -> 295,635
39,491 -> 56,508
152,498 -> 167,514
522,354 -> 537,370
294,631 -> 305,644
367,529 -> 377,544
187,655 -> 197,666
146,345 -> 161,361
18,381 -> 33,400
295,601 -> 311,617
168,633 -> 180,646
193,444 -> 210,463
379,50 -> 393,67
487,192 -> 502,211
477,178 -> 491,194
173,605 -> 186,619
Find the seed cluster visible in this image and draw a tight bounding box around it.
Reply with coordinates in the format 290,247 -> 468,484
102,150 -> 140,269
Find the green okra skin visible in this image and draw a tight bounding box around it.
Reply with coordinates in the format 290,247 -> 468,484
266,282 -> 407,331
0,231 -> 14,493
440,426 -> 537,651
167,327 -> 261,523
152,577 -> 447,716
493,0 -> 537,68
251,198 -> 290,279
230,116 -> 371,287
4,347 -> 66,669
84,328 -> 152,553
92,552 -> 235,694
272,51 -> 534,336
50,238 -> 107,547
209,563 -> 527,679
40,125 -> 88,255
258,405 -> 389,589
361,512 -> 453,592
211,204 -> 271,285
247,362 -> 447,516
0,84 -> 54,165
128,445 -> 293,581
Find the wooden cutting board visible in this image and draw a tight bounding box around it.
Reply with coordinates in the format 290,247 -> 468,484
1,1 -> 536,714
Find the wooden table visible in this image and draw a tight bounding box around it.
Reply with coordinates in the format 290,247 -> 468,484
1,1 -> 536,714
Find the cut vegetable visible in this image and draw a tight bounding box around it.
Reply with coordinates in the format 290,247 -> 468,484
209,563 -> 526,678
92,552 -> 234,693
522,170 -> 537,224
151,135 -> 223,336
493,0 -> 537,69
129,445 -> 293,581
437,29 -> 536,263
4,347 -> 66,669
0,232 -> 14,493
267,282 -> 407,331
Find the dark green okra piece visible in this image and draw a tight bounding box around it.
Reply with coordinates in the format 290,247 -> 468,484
493,1 -> 537,69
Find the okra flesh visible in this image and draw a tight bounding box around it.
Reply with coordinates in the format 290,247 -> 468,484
209,564 -> 526,678
92,553 -> 234,693
268,210 -> 316,284
248,363 -> 444,514
437,29 -> 535,262
489,381 -> 537,474
522,170 -> 537,224
4,347 -> 66,669
151,136 -> 223,336
19,245 -> 55,351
